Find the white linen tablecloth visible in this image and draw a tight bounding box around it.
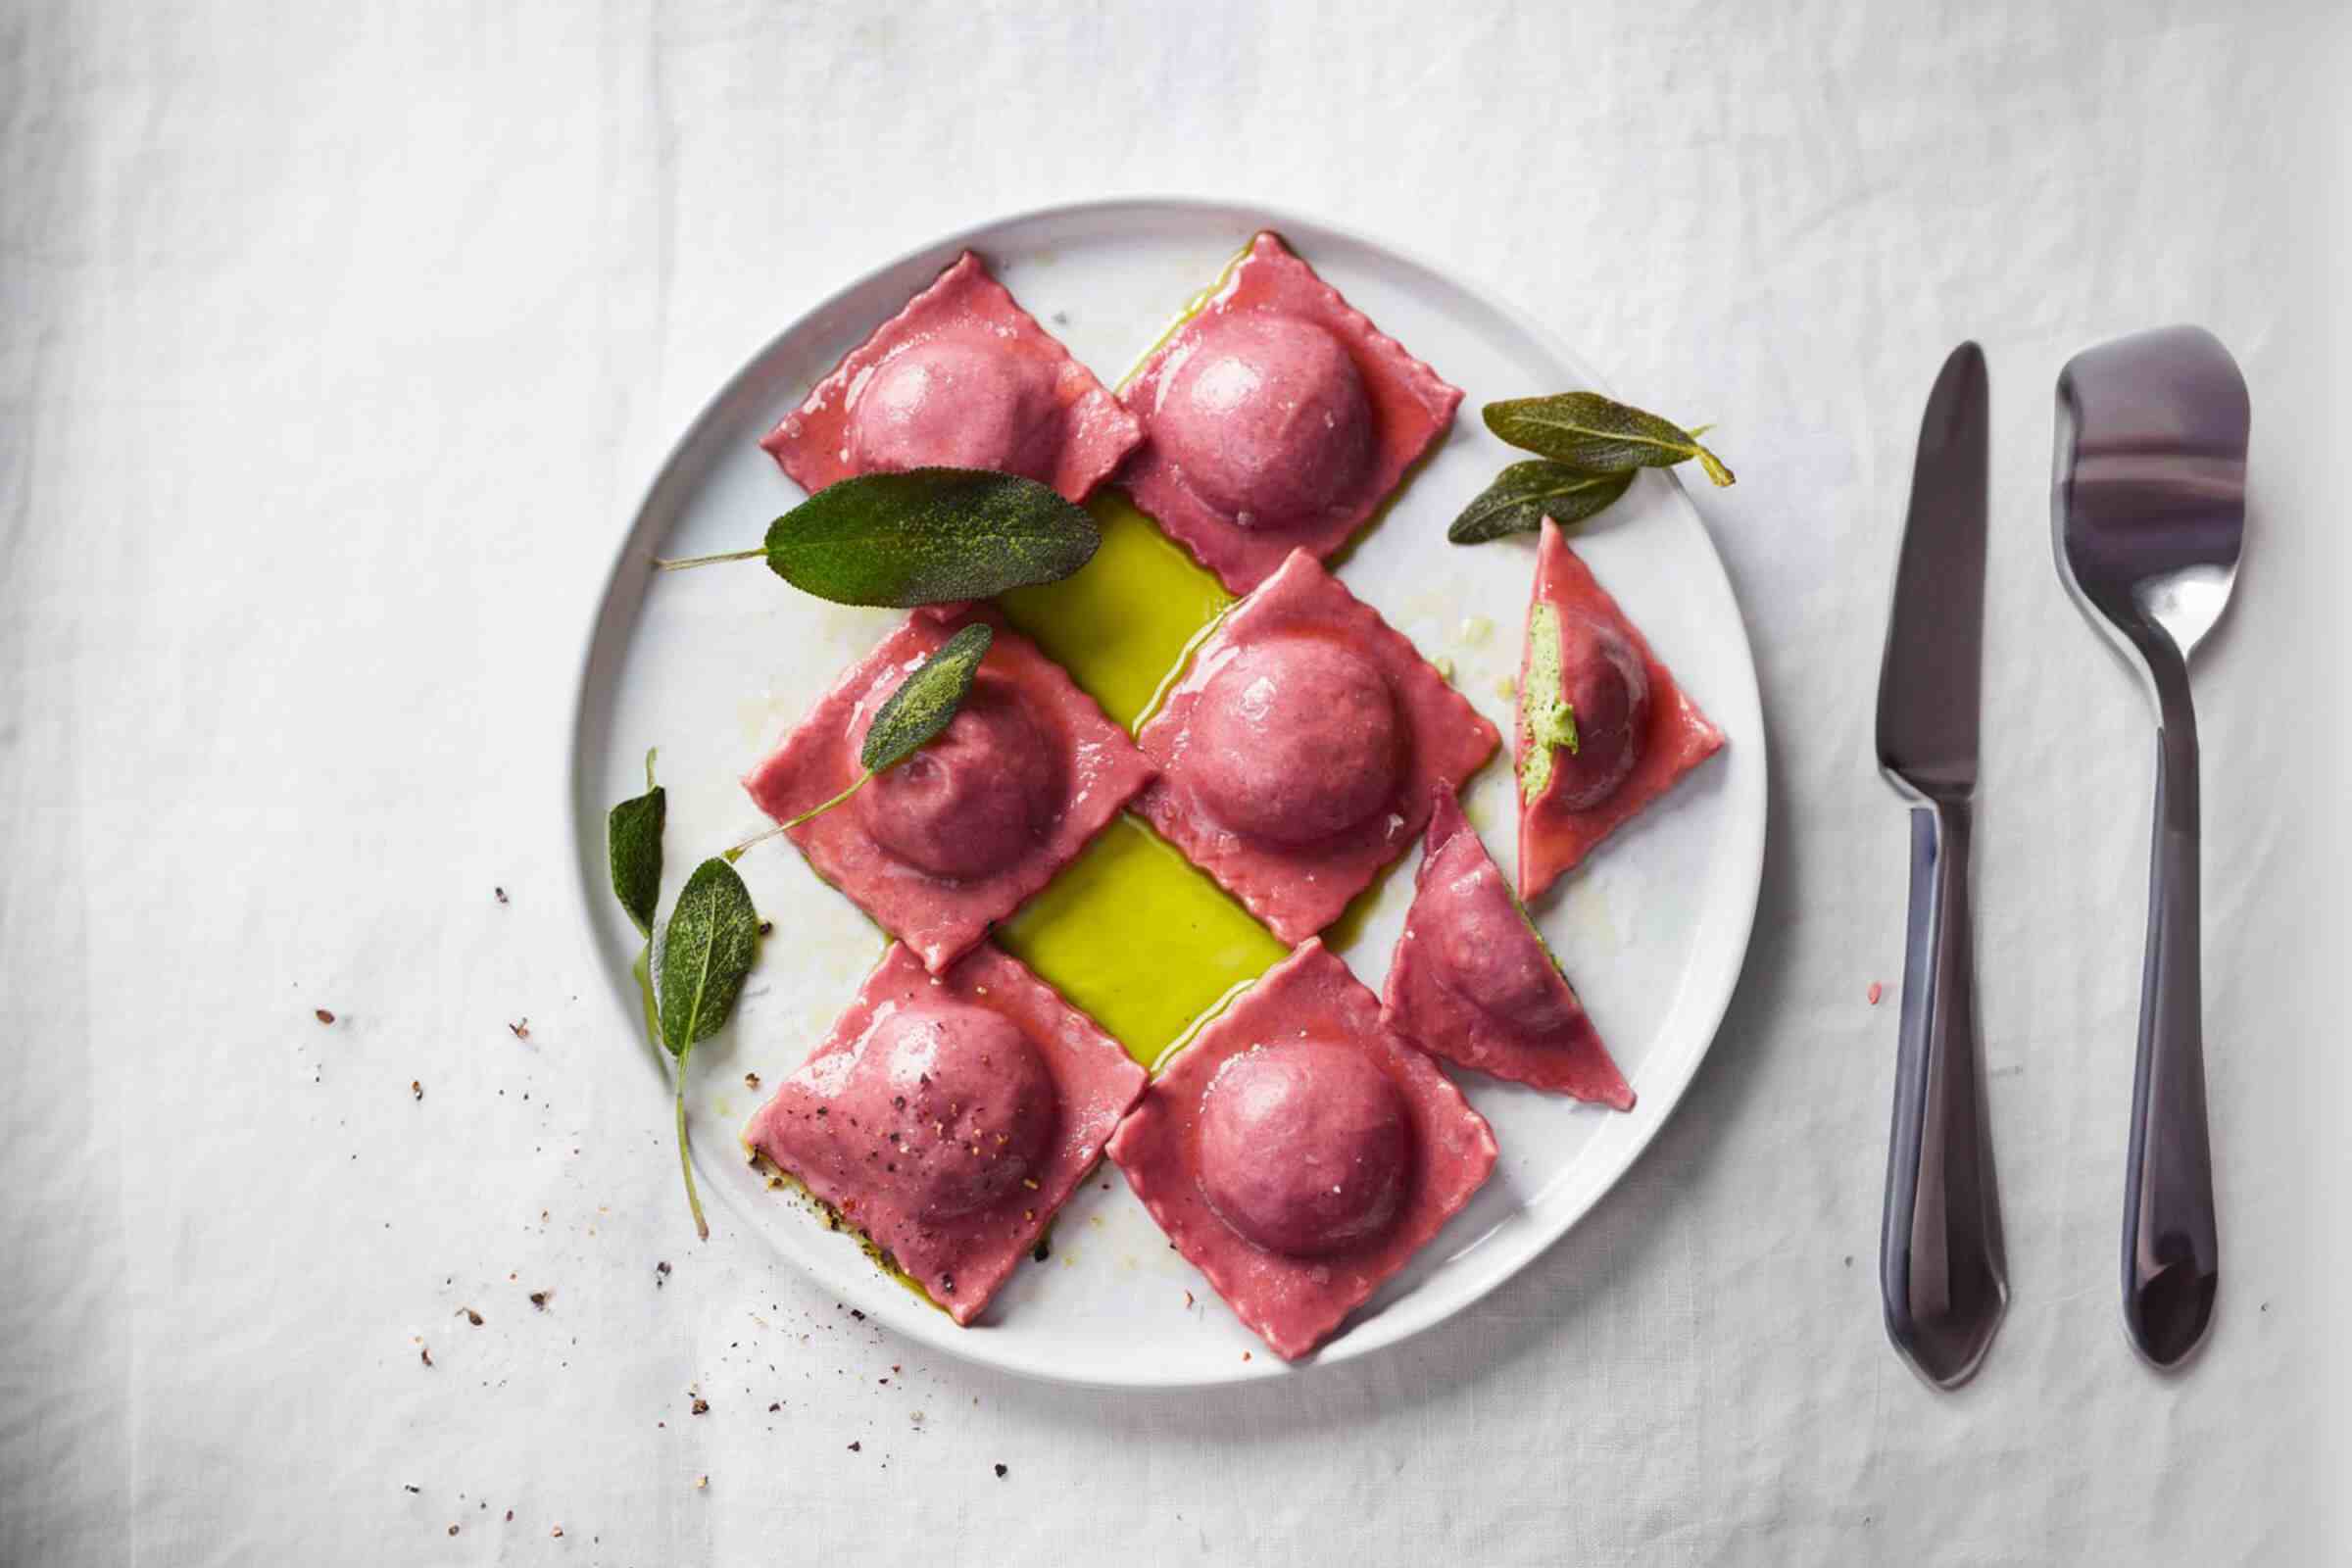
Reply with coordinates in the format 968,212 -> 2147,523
4,2 -> 2347,1562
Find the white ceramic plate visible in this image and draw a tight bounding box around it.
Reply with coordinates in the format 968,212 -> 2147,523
568,199 -> 1764,1389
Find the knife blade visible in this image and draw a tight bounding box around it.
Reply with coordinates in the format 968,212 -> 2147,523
1874,341 -> 2008,1390
1877,342 -> 1989,798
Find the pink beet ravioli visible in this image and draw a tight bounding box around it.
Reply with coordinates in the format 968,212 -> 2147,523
748,942 -> 1147,1325
760,251 -> 1142,504
1117,231 -> 1463,593
1382,787 -> 1633,1108
744,606 -> 1155,974
1105,939 -> 1497,1360
1517,519 -> 1724,902
1135,549 -> 1498,945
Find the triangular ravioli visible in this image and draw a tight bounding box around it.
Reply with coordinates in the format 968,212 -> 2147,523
1382,788 -> 1633,1108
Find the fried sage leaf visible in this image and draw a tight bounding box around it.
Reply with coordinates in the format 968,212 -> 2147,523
607,749 -> 664,938
1448,461 -> 1638,544
656,468 -> 1101,606
860,622 -> 992,773
657,858 -> 760,1060
607,750 -> 665,1056
1484,393 -> 1734,487
652,856 -> 761,1241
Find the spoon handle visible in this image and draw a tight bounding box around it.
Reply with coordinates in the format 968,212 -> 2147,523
1881,799 -> 2009,1388
2124,659 -> 2219,1365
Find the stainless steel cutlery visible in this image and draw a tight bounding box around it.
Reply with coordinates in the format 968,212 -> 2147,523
1872,326 -> 2246,1384
1876,342 -> 2008,1390
2053,325 -> 2248,1368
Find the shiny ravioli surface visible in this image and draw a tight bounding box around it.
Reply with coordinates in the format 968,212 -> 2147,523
1118,231 -> 1462,593
1135,549 -> 1497,945
749,943 -> 1147,1324
743,605 -> 1155,974
760,251 -> 1142,504
1517,519 -> 1724,901
1105,939 -> 1496,1360
1382,787 -> 1632,1107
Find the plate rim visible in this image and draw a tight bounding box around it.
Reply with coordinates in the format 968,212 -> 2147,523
564,194 -> 1767,1390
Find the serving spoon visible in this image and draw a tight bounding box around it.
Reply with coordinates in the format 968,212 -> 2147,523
2052,325 -> 2248,1368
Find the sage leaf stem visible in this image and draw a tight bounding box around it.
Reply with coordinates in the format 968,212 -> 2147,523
655,548 -> 765,571
675,1067 -> 706,1242
725,773 -> 871,863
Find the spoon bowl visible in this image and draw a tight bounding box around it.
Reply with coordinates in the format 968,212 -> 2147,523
2054,326 -> 2249,672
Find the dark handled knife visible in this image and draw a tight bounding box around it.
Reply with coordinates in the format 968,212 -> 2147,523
1874,341 -> 2009,1389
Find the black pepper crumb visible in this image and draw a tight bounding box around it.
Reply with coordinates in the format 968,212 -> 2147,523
1032,1238 -> 1051,1263
458,1307 -> 483,1326
758,920 -> 774,937
657,1261 -> 671,1289
994,1463 -> 1007,1479
495,887 -> 508,904
850,1309 -> 864,1321
744,1072 -> 760,1089
508,1019 -> 530,1039
691,1397 -> 710,1415
419,1346 -> 433,1367
404,1485 -> 420,1494
529,1291 -> 550,1310
448,1524 -> 459,1537
315,1008 -> 335,1025
411,1080 -> 422,1102
847,1441 -> 861,1452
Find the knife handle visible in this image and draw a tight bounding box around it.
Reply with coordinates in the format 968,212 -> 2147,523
1880,800 -> 2009,1389
2123,661 -> 2218,1366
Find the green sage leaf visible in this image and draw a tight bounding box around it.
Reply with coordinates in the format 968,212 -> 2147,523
861,622 -> 993,773
1448,461 -> 1637,544
762,468 -> 1100,607
607,749 -> 664,938
1484,394 -> 1735,487
656,858 -> 761,1059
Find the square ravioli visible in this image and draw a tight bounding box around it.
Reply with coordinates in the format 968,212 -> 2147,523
1517,518 -> 1725,901
1135,549 -> 1499,945
748,942 -> 1147,1325
744,605 -> 1155,974
1382,787 -> 1633,1108
760,251 -> 1142,504
1105,939 -> 1497,1360
1117,231 -> 1463,593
